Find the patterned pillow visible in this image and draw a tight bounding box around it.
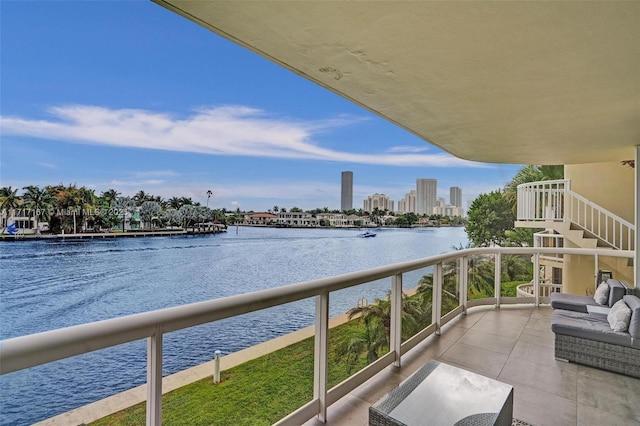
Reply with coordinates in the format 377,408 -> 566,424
607,299 -> 632,332
593,282 -> 609,305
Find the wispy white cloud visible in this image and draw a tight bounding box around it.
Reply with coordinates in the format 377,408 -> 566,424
1,105 -> 488,168
385,145 -> 430,154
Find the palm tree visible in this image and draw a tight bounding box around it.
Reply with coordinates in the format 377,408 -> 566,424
503,165 -> 564,212
336,292 -> 425,373
133,191 -> 148,207
100,189 -> 120,208
467,255 -> 496,297
168,196 -> 181,209
0,186 -> 21,212
1,186 -> 22,233
22,185 -> 55,231
206,190 -> 213,207
334,315 -> 387,374
346,292 -> 423,347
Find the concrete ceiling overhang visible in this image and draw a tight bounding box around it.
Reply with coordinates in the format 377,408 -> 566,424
154,1 -> 640,165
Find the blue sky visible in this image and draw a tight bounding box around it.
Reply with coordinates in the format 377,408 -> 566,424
0,1 -> 521,212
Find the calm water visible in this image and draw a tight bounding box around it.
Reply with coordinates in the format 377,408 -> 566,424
0,226 -> 467,425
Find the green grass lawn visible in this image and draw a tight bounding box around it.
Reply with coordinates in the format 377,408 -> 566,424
91,320 -> 370,426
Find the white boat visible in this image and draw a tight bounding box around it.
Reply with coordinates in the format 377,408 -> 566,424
358,231 -> 376,238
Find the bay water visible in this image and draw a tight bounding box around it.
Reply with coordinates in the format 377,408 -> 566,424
0,226 -> 467,425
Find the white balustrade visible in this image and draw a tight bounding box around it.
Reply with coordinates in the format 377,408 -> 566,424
518,180 -> 635,250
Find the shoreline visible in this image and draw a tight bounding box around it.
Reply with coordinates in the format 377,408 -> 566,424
0,228 -> 226,242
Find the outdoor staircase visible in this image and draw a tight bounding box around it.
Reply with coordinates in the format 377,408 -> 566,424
516,179 -> 635,251
553,222 -> 611,250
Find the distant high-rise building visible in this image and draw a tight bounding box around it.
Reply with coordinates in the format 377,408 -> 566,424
364,193 -> 394,212
397,190 -> 416,214
450,186 -> 462,208
416,178 -> 437,215
341,171 -> 353,211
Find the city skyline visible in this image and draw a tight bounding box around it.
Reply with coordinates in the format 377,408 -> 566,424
0,2 -> 522,212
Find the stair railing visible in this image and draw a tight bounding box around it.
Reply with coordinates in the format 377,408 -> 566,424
517,179 -> 635,251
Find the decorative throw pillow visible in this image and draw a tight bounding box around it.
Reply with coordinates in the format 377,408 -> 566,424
607,299 -> 632,332
593,282 -> 609,305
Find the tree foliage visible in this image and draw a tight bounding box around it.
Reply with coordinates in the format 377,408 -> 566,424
140,201 -> 162,228
465,190 -> 515,247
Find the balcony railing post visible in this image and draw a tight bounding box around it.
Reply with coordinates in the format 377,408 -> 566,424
390,273 -> 402,367
460,256 -> 468,314
314,292 -> 329,422
533,253 -> 540,307
433,263 -> 443,335
146,328 -> 163,426
494,252 -> 501,308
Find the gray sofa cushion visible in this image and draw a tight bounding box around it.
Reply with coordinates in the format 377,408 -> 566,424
550,279 -> 626,313
551,309 -> 632,347
623,295 -> 640,339
550,293 -> 596,313
608,280 -> 626,307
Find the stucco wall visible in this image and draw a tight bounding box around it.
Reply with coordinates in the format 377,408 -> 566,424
565,161 -> 634,223
563,160 -> 635,293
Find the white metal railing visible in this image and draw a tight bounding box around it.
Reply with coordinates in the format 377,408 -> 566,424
0,247 -> 634,426
516,282 -> 563,298
533,230 -> 564,263
517,179 -> 635,251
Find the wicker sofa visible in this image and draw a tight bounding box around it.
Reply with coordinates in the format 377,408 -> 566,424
551,294 -> 640,378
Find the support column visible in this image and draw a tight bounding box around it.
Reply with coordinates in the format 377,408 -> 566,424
390,273 -> 402,367
494,252 -> 502,308
633,145 -> 640,288
314,293 -> 329,422
534,253 -> 540,306
433,263 -> 443,335
460,256 -> 468,314
147,329 -> 163,426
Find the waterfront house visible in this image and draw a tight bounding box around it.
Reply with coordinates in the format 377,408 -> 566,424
245,212 -> 278,226
277,211 -> 318,227
1,2 -> 638,425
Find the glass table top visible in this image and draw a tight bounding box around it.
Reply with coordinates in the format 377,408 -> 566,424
387,361 -> 513,425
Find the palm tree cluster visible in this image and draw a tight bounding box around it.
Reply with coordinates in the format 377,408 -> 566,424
334,291 -> 429,373
0,185 -> 227,234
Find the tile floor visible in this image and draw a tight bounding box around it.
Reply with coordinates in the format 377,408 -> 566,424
304,305 -> 640,426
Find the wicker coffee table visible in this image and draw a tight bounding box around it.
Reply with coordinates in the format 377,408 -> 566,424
369,360 -> 513,426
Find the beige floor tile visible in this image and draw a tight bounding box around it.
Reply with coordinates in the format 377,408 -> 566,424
509,339 -> 577,372
577,403 -> 640,426
457,328 -> 517,355
438,341 -> 509,378
303,394 -> 369,426
502,379 -> 577,426
577,366 -> 640,422
498,356 -> 577,401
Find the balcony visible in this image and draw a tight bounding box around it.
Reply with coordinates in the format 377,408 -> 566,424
1,247 -> 638,425
303,305 -> 640,426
